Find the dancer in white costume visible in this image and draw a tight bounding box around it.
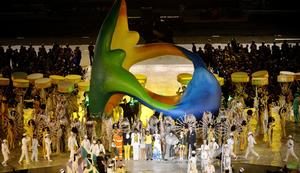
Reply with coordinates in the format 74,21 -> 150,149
201,145 -> 210,171
205,160 -> 215,173
284,135 -> 299,162
81,135 -> 91,152
245,132 -> 259,159
187,151 -> 198,173
208,138 -> 219,159
72,153 -> 80,173
227,133 -> 236,158
90,140 -> 99,156
68,132 -> 78,161
152,130 -> 162,160
1,139 -> 10,166
131,129 -> 140,160
223,144 -> 232,173
31,135 -> 40,162
44,134 -> 52,161
19,133 -> 30,164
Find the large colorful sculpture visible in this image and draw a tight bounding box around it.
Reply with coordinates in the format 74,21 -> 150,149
89,0 -> 221,119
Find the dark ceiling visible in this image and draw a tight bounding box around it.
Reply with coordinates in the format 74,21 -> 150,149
0,0 -> 299,39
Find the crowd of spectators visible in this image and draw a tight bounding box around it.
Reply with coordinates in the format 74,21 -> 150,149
192,39 -> 300,107
0,43 -> 88,78
0,39 -> 299,106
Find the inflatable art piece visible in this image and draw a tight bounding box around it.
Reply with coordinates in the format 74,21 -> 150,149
89,0 -> 221,119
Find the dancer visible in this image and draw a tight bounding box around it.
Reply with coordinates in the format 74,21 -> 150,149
223,144 -> 232,173
113,129 -> 123,160
165,131 -> 179,160
152,129 -> 162,160
72,153 -> 80,173
145,130 -> 153,160
187,151 -> 198,173
1,139 -> 10,167
44,134 -> 52,161
31,135 -> 39,162
227,133 -> 236,158
208,138 -> 219,159
284,135 -> 299,162
19,133 -> 30,164
139,129 -> 146,160
131,128 -> 140,160
97,139 -> 106,156
178,130 -> 186,160
68,132 -> 78,162
187,126 -> 196,158
279,107 -> 287,138
201,145 -> 210,171
81,135 -> 91,152
7,119 -> 15,150
90,139 -> 99,156
123,128 -> 131,160
244,132 -> 259,159
205,160 -> 215,173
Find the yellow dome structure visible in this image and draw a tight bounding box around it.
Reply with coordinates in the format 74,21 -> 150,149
49,75 -> 65,85
65,74 -> 82,84
12,72 -> 28,80
177,73 -> 192,85
13,79 -> 29,88
251,70 -> 269,78
231,72 -> 249,83
0,78 -> 9,86
78,81 -> 90,92
27,73 -> 43,84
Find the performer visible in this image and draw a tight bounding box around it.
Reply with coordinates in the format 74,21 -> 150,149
207,124 -> 215,142
152,129 -> 162,160
279,107 -> 287,138
227,133 -> 236,158
178,130 -> 186,160
245,132 -> 259,159
201,145 -> 210,171
1,139 -> 10,167
19,133 -> 30,164
131,128 -> 140,160
205,160 -> 215,173
139,129 -> 146,160
240,120 -> 248,151
187,126 -> 196,158
187,150 -> 198,173
97,139 -> 106,155
113,129 -> 124,160
81,135 -> 91,152
31,135 -> 39,162
7,119 -> 15,149
267,116 -> 275,147
68,132 -> 78,162
44,134 -> 52,161
284,135 -> 299,162
124,128 -> 132,160
90,139 -> 99,156
145,130 -> 153,160
223,144 -> 232,173
208,138 -> 219,159
72,153 -> 80,173
165,131 -> 179,160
